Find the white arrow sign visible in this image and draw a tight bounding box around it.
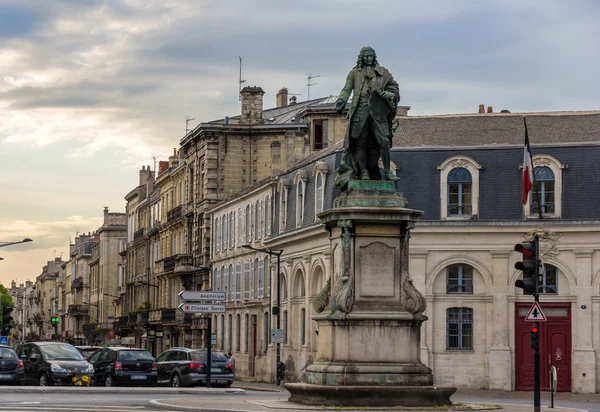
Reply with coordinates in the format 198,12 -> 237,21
178,290 -> 226,302
178,303 -> 226,314
525,301 -> 547,322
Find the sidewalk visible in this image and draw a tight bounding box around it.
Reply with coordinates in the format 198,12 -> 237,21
149,397 -> 586,412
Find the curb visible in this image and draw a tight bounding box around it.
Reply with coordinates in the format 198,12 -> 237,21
149,400 -> 245,412
0,386 -> 246,395
232,384 -> 284,393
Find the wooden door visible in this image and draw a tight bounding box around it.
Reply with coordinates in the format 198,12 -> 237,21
515,303 -> 571,391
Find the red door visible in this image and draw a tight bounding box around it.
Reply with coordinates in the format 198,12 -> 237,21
515,303 -> 571,391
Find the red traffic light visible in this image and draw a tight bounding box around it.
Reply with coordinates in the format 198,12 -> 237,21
531,326 -> 538,333
515,242 -> 535,258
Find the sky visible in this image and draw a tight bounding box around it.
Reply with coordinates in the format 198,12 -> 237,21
1,0 -> 599,287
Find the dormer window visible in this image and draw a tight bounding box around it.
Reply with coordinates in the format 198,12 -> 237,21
294,171 -> 308,227
312,161 -> 329,221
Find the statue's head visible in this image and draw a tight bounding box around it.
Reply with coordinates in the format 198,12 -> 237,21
356,46 -> 378,68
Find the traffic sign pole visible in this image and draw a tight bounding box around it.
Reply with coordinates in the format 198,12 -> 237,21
534,234 -> 540,412
206,316 -> 212,388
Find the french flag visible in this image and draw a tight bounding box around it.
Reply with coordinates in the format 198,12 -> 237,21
522,120 -> 534,205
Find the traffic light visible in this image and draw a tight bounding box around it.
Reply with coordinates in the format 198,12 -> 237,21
51,316 -> 60,325
514,241 -> 538,295
530,322 -> 539,350
1,304 -> 13,335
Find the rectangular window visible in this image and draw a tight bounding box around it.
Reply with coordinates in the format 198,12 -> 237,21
265,257 -> 271,298
220,315 -> 225,351
446,265 -> 474,294
236,314 -> 241,352
264,312 -> 269,353
230,212 -> 235,249
448,183 -> 473,216
235,263 -> 242,301
540,264 -> 558,294
215,268 -> 221,291
266,196 -> 272,236
313,119 -> 329,150
238,208 -> 242,245
223,214 -> 228,250
223,267 -> 229,301
446,307 -> 473,350
301,308 -> 306,345
250,260 -> 255,299
245,314 -> 249,353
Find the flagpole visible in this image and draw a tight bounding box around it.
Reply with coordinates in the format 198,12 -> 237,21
523,117 -> 544,220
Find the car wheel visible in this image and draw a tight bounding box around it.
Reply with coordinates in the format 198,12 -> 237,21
105,375 -> 114,387
171,374 -> 181,387
38,374 -> 49,386
224,381 -> 232,388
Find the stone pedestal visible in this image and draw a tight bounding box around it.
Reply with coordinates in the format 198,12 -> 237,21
285,181 -> 456,407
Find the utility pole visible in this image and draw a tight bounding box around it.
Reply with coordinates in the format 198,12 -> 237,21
307,73 -> 321,101
533,234 -> 541,412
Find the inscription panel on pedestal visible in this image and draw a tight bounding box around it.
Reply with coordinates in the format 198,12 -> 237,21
358,241 -> 395,297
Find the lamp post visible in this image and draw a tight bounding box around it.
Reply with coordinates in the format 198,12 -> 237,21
0,238 -> 32,248
242,245 -> 283,384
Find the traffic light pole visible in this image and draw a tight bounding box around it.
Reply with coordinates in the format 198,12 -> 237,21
534,234 -> 540,412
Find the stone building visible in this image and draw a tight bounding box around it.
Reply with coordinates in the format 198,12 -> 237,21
36,258 -> 62,339
87,207 -> 127,344
210,109 -> 600,394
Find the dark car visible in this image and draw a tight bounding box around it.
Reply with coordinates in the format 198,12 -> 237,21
88,347 -> 157,387
156,347 -> 233,387
74,346 -> 102,361
0,345 -> 25,385
75,346 -> 102,361
16,342 -> 94,386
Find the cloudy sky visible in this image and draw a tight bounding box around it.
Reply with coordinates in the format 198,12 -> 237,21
1,0 -> 599,286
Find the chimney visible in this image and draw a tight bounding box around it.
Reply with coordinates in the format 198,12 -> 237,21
26,280 -> 32,288
289,96 -> 297,105
139,165 -> 151,187
240,86 -> 265,124
487,106 -> 493,113
478,104 -> 485,114
158,161 -> 169,175
276,88 -> 288,108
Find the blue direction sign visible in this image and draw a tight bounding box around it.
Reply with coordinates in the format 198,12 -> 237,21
0,336 -> 8,345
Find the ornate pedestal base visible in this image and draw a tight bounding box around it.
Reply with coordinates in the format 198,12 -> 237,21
286,181 -> 455,407
286,383 -> 456,407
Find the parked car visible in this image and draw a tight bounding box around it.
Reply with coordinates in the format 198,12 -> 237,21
74,346 -> 102,361
156,347 -> 233,387
0,345 -> 25,385
88,347 -> 157,387
15,342 -> 94,386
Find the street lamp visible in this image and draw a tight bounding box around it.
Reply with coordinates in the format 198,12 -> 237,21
242,244 -> 284,384
0,238 -> 33,248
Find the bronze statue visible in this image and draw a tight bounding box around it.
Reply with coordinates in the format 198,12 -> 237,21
334,46 -> 400,190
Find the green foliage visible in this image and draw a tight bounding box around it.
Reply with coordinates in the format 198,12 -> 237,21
0,284 -> 13,307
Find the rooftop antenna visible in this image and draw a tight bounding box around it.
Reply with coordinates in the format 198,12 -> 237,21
185,117 -> 196,134
239,56 -> 246,101
307,73 -> 321,101
152,154 -> 161,172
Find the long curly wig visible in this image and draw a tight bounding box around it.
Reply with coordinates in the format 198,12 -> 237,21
356,46 -> 379,68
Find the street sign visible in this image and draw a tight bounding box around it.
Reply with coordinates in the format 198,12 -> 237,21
525,302 -> 547,322
211,333 -> 217,345
178,291 -> 226,302
271,328 -> 284,344
0,336 -> 8,345
178,303 -> 226,314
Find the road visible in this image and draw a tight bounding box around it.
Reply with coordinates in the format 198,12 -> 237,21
0,389 -> 286,412
0,387 -> 596,412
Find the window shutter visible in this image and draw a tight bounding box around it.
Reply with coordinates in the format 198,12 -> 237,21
237,209 -> 242,245
266,257 -> 271,298
243,261 -> 250,300
231,265 -> 237,301
258,258 -> 264,298
230,212 -> 235,249
243,208 -> 247,244
266,196 -> 272,236
250,260 -> 255,300
257,200 -> 262,238
216,217 -> 221,252
223,267 -> 229,301
215,268 -> 221,291
223,214 -> 228,250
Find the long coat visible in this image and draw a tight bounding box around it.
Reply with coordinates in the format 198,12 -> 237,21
337,65 -> 400,149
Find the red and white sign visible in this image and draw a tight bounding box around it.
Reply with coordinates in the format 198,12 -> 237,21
525,302 -> 547,322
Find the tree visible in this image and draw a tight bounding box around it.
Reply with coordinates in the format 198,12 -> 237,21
0,284 -> 15,333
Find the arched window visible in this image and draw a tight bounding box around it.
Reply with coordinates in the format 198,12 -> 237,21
446,307 -> 473,350
531,166 -> 555,215
236,314 -> 241,352
524,155 -> 564,219
447,167 -> 472,217
297,179 -> 304,225
228,314 -> 233,352
446,264 -> 473,294
316,173 -> 324,215
438,156 -> 482,220
244,313 -> 249,353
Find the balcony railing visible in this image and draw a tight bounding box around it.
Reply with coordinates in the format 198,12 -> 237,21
119,239 -> 127,256
72,277 -> 84,289
167,205 -> 183,223
127,313 -> 137,324
137,310 -> 149,325
148,221 -> 161,236
161,308 -> 176,323
163,256 -> 176,273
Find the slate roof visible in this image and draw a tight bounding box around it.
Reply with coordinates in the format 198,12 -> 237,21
392,111 -> 600,148
208,97 -> 335,126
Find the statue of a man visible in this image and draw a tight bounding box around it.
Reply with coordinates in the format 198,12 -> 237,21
334,46 -> 400,190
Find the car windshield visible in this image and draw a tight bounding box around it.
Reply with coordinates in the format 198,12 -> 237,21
191,351 -> 228,362
40,344 -> 84,361
0,348 -> 16,359
118,350 -> 153,361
